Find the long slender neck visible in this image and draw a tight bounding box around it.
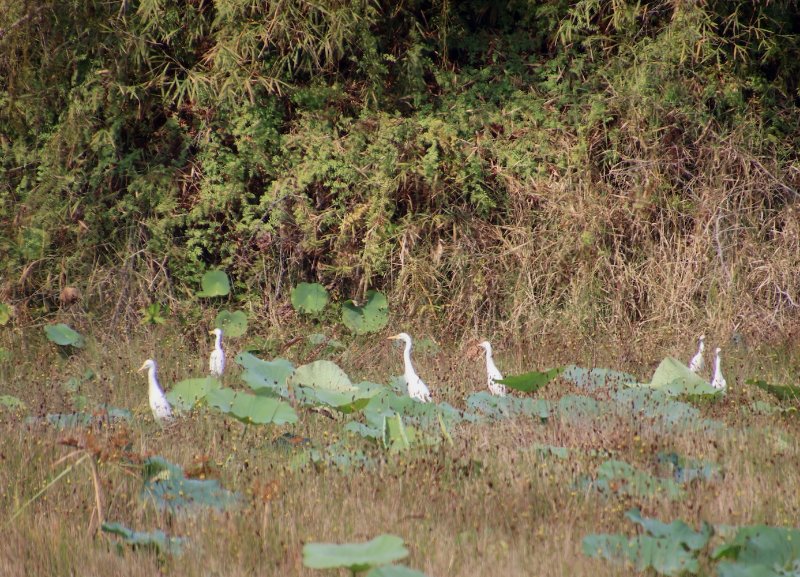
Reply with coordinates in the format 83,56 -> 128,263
715,353 -> 721,372
698,340 -> 704,353
215,332 -> 223,349
148,366 -> 162,393
402,340 -> 414,376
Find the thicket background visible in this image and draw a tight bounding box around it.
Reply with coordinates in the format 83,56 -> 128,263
2,0 -> 799,345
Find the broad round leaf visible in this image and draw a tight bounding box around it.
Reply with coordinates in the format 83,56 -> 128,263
498,366 -> 564,393
237,352 -> 295,396
214,310 -> 248,337
303,534 -> 409,572
643,357 -> 720,396
141,456 -> 241,511
341,301 -> 365,333
166,377 -> 222,412
561,365 -> 639,391
290,282 -> 328,314
341,290 -> 389,335
360,290 -> 389,332
625,509 -> 712,551
196,270 -> 231,297
303,380 -> 384,413
466,392 -> 550,420
207,387 -> 298,425
583,533 -> 700,576
289,360 -> 354,392
44,323 -> 85,348
595,460 -> 684,499
101,522 -> 185,556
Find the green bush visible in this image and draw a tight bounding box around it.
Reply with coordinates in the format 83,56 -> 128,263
2,1 -> 799,340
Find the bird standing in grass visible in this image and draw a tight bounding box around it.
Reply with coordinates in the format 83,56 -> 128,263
209,328 -> 225,377
478,341 -> 506,396
138,359 -> 173,422
388,332 -> 431,402
711,347 -> 727,391
688,335 -> 705,373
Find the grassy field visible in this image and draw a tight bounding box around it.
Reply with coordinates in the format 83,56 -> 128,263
1,323 -> 799,576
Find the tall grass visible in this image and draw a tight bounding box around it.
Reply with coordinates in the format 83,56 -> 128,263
1,327 -> 799,576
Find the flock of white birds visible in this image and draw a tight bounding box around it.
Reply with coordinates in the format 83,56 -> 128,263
689,334 -> 728,391
138,329 -> 727,423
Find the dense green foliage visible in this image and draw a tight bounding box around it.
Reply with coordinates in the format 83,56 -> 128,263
2,1 -> 799,336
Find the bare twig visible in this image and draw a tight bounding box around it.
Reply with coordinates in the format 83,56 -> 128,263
86,456 -> 105,536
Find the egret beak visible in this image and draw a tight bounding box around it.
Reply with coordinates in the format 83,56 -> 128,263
208,330 -> 215,335
387,334 -> 402,340
137,362 -> 149,372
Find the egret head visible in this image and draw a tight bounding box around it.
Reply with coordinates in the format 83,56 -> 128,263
388,332 -> 412,345
715,347 -> 722,355
699,335 -> 705,342
478,340 -> 492,353
138,359 -> 156,372
210,328 -> 223,337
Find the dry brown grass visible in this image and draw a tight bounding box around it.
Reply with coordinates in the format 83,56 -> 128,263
1,325 -> 799,576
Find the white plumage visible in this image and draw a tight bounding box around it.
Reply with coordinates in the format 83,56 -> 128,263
711,347 -> 727,391
138,359 -> 173,422
688,334 -> 705,373
388,332 -> 431,403
478,340 -> 506,396
209,328 -> 225,377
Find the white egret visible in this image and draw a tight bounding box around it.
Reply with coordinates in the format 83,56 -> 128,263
388,332 -> 431,402
478,341 -> 506,396
209,328 -> 225,377
711,347 -> 727,391
688,335 -> 705,373
138,359 -> 173,422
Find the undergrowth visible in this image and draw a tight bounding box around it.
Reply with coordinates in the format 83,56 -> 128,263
1,1 -> 799,345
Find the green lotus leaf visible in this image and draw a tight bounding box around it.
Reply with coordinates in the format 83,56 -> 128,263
583,533 -> 700,576
635,357 -> 720,396
291,282 -> 329,314
101,522 -> 185,556
214,310 -> 248,337
626,509 -> 712,551
341,290 -> 389,334
583,509 -> 711,576
44,323 -> 85,348
561,365 -> 639,391
466,392 -> 550,421
303,534 -> 409,572
141,456 -> 241,511
165,377 -> 222,412
196,269 -> 231,297
237,352 -> 295,396
289,360 -> 355,393
497,366 -> 563,393
207,387 -> 298,425
593,459 -> 684,500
